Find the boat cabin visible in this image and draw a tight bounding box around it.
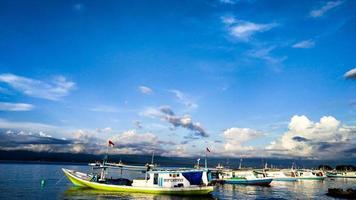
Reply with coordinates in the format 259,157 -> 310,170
219,169 -> 267,180
132,170 -> 210,188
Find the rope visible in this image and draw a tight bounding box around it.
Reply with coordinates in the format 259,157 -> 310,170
55,175 -> 66,185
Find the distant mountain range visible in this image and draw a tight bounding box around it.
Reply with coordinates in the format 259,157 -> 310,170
0,149 -> 355,169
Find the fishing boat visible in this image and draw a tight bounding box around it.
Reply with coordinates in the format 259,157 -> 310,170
327,188 -> 356,199
265,169 -> 298,181
326,171 -> 356,178
63,140 -> 214,196
296,169 -> 325,180
263,163 -> 298,181
219,169 -> 273,186
62,162 -> 214,195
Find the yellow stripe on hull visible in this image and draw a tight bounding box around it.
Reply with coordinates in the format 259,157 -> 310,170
62,168 -> 214,195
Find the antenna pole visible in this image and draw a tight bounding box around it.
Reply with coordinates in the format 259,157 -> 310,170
151,151 -> 155,164
205,150 -> 207,169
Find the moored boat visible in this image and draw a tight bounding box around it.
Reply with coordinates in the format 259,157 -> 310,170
326,171 -> 356,178
327,188 -> 356,199
265,169 -> 298,182
62,165 -> 214,195
296,169 -> 325,180
220,169 -> 273,186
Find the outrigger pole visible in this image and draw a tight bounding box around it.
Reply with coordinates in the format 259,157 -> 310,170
205,151 -> 207,169
205,147 -> 210,169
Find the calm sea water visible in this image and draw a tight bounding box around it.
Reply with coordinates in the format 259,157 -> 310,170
0,163 -> 355,200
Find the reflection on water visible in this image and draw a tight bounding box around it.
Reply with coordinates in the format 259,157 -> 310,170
64,187 -> 216,200
0,163 -> 355,200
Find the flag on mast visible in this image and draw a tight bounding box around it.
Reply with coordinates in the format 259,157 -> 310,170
206,147 -> 210,153
108,140 -> 115,147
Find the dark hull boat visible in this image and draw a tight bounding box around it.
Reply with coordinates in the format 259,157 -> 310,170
327,188 -> 356,199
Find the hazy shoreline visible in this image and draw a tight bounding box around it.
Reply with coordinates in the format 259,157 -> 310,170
1,149 -> 355,169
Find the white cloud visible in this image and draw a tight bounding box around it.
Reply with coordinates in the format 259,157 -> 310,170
170,90 -> 198,109
221,16 -> 236,24
310,1 -> 344,18
0,102 -> 34,111
267,115 -> 356,159
109,129 -> 167,154
222,16 -> 277,41
222,127 -> 264,155
162,144 -> 193,157
292,39 -> 315,49
138,86 -> 153,95
344,68 -> 356,79
0,73 -> 75,101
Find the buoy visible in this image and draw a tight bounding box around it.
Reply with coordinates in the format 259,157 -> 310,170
41,179 -> 45,188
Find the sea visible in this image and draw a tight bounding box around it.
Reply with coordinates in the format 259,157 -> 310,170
0,163 -> 355,200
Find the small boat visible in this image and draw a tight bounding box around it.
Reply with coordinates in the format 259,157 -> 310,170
62,162 -> 214,196
327,188 -> 356,199
220,169 -> 273,186
263,163 -> 298,182
265,169 -> 298,182
296,169 -> 325,180
326,171 -> 356,178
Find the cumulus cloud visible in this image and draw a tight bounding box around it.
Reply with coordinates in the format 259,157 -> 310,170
0,126 -> 180,156
222,127 -> 264,155
0,130 -> 72,151
138,86 -> 153,95
141,106 -> 208,138
344,68 -> 356,79
162,144 -> 193,157
267,115 -> 356,159
0,102 -> 34,111
0,73 -> 75,101
109,130 -> 166,154
170,90 -> 198,109
310,0 -> 344,18
292,39 -> 315,49
222,16 -> 277,41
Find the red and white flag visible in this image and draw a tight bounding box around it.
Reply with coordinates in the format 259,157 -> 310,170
108,140 -> 115,147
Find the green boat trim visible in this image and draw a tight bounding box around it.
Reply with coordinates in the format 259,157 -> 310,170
63,168 -> 214,195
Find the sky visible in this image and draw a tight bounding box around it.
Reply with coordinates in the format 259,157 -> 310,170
0,0 -> 355,160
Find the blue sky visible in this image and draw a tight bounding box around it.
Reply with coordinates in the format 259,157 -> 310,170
0,0 -> 355,159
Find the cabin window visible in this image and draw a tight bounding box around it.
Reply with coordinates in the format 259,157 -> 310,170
153,173 -> 158,185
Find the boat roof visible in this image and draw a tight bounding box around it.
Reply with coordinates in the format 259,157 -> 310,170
89,162 -> 208,173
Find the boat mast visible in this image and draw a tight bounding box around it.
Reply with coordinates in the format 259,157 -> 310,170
205,150 -> 208,169
151,151 -> 155,165
239,158 -> 243,169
